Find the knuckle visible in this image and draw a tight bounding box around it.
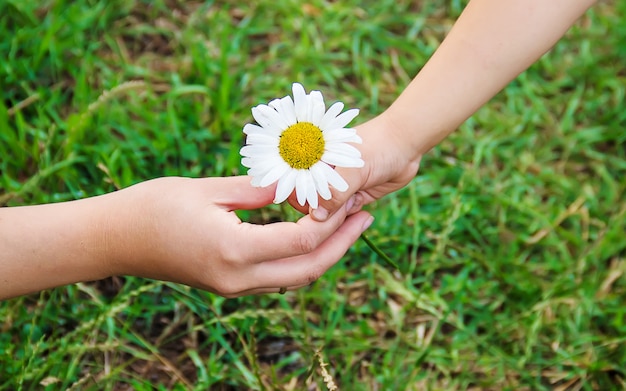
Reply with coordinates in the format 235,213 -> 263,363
217,240 -> 242,266
294,231 -> 319,254
212,279 -> 241,298
305,264 -> 325,284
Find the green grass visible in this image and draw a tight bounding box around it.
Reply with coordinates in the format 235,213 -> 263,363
1,0 -> 626,389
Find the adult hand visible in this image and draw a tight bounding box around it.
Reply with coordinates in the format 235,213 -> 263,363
0,176 -> 373,300
110,176 -> 373,297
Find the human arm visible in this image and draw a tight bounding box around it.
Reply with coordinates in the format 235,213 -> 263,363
311,0 -> 597,220
0,176 -> 372,300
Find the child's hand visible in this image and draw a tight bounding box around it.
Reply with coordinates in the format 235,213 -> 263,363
300,113 -> 422,222
300,0 -> 595,222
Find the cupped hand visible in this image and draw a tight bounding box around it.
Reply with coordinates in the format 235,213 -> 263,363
107,176 -> 373,298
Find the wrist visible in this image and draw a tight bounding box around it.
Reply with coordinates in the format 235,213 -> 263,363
80,193 -> 127,281
383,85 -> 458,157
0,196 -> 119,298
100,178 -> 191,283
97,183 -> 155,279
376,109 -> 425,163
356,112 -> 422,192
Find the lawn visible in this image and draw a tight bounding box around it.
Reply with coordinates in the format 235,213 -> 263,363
1,0 -> 626,390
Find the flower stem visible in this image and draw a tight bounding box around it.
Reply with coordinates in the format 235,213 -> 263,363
360,234 -> 400,271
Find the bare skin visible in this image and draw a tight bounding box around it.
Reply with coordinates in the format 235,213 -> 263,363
1,0 -> 598,300
0,176 -> 372,300
308,0 -> 598,220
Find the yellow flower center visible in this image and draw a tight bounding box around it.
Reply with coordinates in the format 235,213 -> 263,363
278,122 -> 325,169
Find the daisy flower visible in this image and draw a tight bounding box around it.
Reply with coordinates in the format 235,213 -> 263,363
240,82 -> 364,209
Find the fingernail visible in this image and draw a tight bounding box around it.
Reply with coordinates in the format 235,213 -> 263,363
349,193 -> 363,213
362,216 -> 374,232
345,196 -> 355,212
312,207 -> 329,221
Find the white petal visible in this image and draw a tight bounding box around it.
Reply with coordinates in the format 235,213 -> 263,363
247,166 -> 272,178
255,104 -> 291,130
241,157 -> 254,168
251,105 -> 271,127
292,83 -> 308,123
306,174 -> 319,209
240,144 -> 278,158
324,127 -> 356,137
270,95 -> 297,126
248,163 -> 287,181
323,128 -> 362,144
295,170 -> 309,206
310,163 -> 331,200
322,151 -> 365,168
319,101 -> 344,130
274,169 -> 297,204
245,133 -> 279,146
251,106 -> 282,134
309,90 -> 326,125
246,160 -> 274,177
325,143 -> 362,158
318,163 -> 349,192
244,159 -> 279,172
268,98 -> 282,111
326,108 -> 359,130
243,123 -> 267,135
325,133 -> 362,144
259,161 -> 291,187
242,155 -> 282,171
304,95 -> 312,123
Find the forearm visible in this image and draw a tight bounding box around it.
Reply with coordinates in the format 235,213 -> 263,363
0,195 -> 115,299
386,0 -> 597,156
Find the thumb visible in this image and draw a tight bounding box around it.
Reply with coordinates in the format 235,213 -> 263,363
309,167 -> 364,222
215,176 -> 277,210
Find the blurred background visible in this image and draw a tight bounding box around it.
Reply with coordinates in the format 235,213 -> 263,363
1,0 -> 625,390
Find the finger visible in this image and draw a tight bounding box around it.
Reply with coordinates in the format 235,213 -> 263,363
227,201 -> 355,263
246,211 -> 373,288
309,167 -> 364,222
287,192 -> 309,214
210,176 -> 278,210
